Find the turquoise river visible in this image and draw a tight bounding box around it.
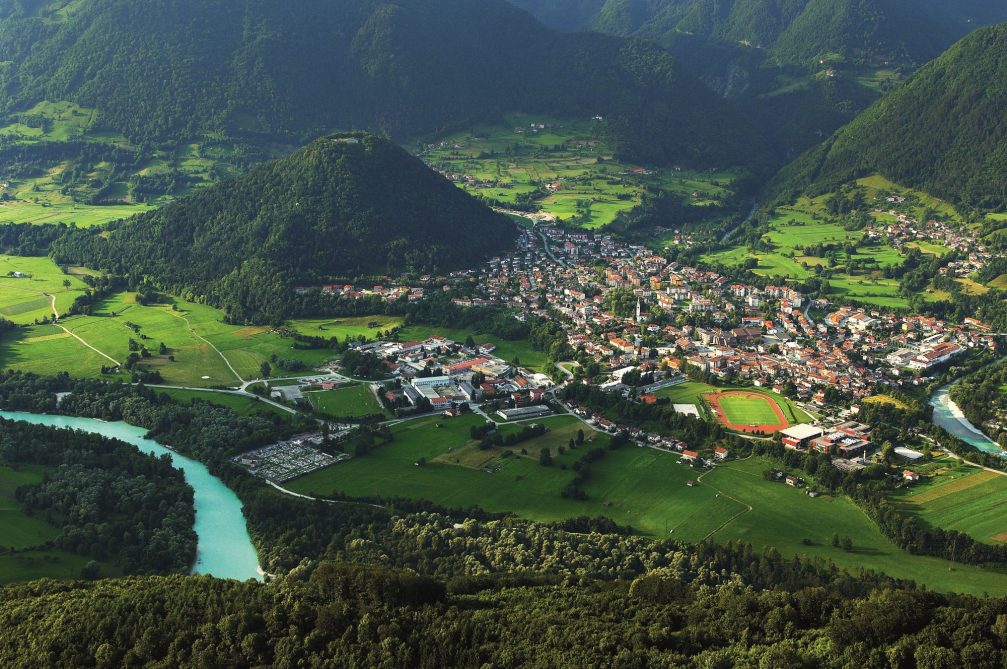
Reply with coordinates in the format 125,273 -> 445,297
0,411 -> 262,580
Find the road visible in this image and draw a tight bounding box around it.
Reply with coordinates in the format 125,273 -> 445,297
718,201 -> 759,244
145,384 -> 299,415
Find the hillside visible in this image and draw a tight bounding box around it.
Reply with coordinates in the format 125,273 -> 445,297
771,24 -> 1007,211
509,0 -> 1007,155
514,0 -> 1005,68
51,134 -> 516,322
0,0 -> 770,183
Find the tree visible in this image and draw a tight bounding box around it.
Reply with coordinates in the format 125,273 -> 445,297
576,429 -> 585,445
260,361 -> 271,378
831,533 -> 840,548
539,448 -> 552,467
465,335 -> 476,348
62,279 -> 71,289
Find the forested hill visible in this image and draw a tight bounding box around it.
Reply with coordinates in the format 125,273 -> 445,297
51,134 -> 515,323
770,24 -> 1007,211
512,0 -> 1007,69
0,0 -> 770,171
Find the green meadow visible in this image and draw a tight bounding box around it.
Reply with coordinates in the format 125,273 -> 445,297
0,255 -> 89,324
421,114 -> 735,229
891,461 -> 1007,545
0,289 -> 337,387
153,388 -> 291,418
287,417 -> 1007,595
289,315 -> 405,341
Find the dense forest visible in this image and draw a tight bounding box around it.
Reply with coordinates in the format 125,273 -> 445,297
0,418 -> 196,574
4,556 -> 1007,667
771,23 -> 1007,211
51,134 -> 517,323
0,0 -> 771,172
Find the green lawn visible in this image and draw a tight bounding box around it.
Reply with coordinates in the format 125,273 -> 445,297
890,464 -> 1007,545
289,315 -> 405,341
306,384 -> 386,419
154,388 -> 291,417
286,422 -> 1007,595
0,201 -> 150,227
0,255 -> 89,324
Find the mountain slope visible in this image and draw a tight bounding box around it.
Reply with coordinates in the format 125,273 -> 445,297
0,0 -> 770,171
51,134 -> 516,322
771,24 -> 1007,210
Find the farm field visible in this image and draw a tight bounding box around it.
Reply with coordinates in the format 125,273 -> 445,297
289,315 -> 405,341
702,178 -> 965,308
306,384 -> 387,419
287,420 -> 1007,595
0,290 -> 336,386
0,201 -> 150,227
420,114 -> 736,229
890,461 -> 1007,545
0,255 -> 89,324
153,388 -> 291,418
396,324 -> 548,371
0,464 -> 114,583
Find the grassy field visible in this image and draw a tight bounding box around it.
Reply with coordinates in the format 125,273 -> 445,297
0,255 -> 89,324
396,324 -> 548,371
0,464 -> 113,583
891,461 -> 1007,545
306,384 -> 386,419
0,201 -> 150,226
153,388 -> 291,417
287,419 -> 1007,594
289,315 -> 405,341
656,382 -> 813,425
863,394 -> 911,411
0,290 -> 337,386
702,177 -> 967,308
421,114 -> 736,229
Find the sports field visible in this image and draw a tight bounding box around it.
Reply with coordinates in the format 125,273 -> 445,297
306,385 -> 387,419
891,462 -> 1007,545
706,391 -> 788,433
286,418 -> 1007,594
656,382 -> 813,428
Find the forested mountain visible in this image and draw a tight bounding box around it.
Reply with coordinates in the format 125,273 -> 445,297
51,134 -> 515,323
512,0 -> 1005,68
771,24 -> 1007,211
509,0 -> 1007,155
0,0 -> 769,171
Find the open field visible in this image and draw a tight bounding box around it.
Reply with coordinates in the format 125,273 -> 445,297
0,255 -> 88,324
396,324 -> 548,371
863,394 -> 911,410
289,316 -> 405,341
306,385 -> 386,419
287,420 -> 1007,594
153,388 -> 291,417
421,114 -> 735,229
891,462 -> 1007,545
0,201 -> 150,227
0,290 -> 336,386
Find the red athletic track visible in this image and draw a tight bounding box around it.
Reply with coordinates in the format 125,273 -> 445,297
704,391 -> 789,434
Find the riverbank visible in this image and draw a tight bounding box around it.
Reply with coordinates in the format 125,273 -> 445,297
0,411 -> 262,581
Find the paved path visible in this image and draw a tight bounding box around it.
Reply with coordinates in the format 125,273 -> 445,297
265,480 -> 387,510
145,384 -> 299,415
